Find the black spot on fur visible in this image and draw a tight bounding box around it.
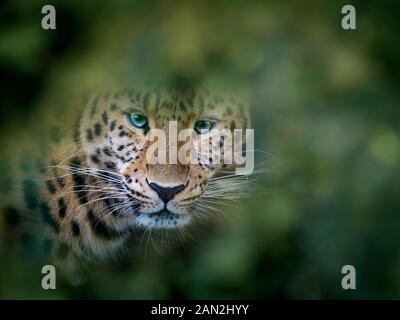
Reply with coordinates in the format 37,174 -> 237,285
90,154 -> 100,164
46,180 -> 56,194
36,159 -> 46,174
4,206 -> 20,227
70,158 -> 89,204
103,147 -> 113,157
58,198 -> 67,218
94,123 -> 102,136
110,120 -> 116,132
104,197 -> 112,209
40,202 -> 60,233
87,210 -> 124,240
55,242 -> 70,259
143,92 -> 151,109
23,179 -> 39,210
71,221 -> 80,236
105,161 -> 116,170
230,120 -> 236,131
51,127 -> 62,144
86,129 -> 94,142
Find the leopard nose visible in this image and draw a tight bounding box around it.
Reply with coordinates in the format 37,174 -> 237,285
148,182 -> 185,203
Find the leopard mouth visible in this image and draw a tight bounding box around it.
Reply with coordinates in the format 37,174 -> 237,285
134,209 -> 191,229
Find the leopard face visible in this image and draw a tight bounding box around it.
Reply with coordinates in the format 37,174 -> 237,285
79,88 -> 250,230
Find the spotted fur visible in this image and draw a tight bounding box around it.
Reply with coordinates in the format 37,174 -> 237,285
3,87 -> 251,266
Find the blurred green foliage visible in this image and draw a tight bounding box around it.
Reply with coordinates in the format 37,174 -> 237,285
1,0 -> 400,299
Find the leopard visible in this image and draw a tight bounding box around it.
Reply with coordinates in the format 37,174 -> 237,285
1,87 -> 251,272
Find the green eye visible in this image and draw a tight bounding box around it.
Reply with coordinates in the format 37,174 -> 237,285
129,114 -> 148,129
194,120 -> 214,134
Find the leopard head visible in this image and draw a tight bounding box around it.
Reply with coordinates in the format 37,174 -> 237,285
79,88 -> 251,229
